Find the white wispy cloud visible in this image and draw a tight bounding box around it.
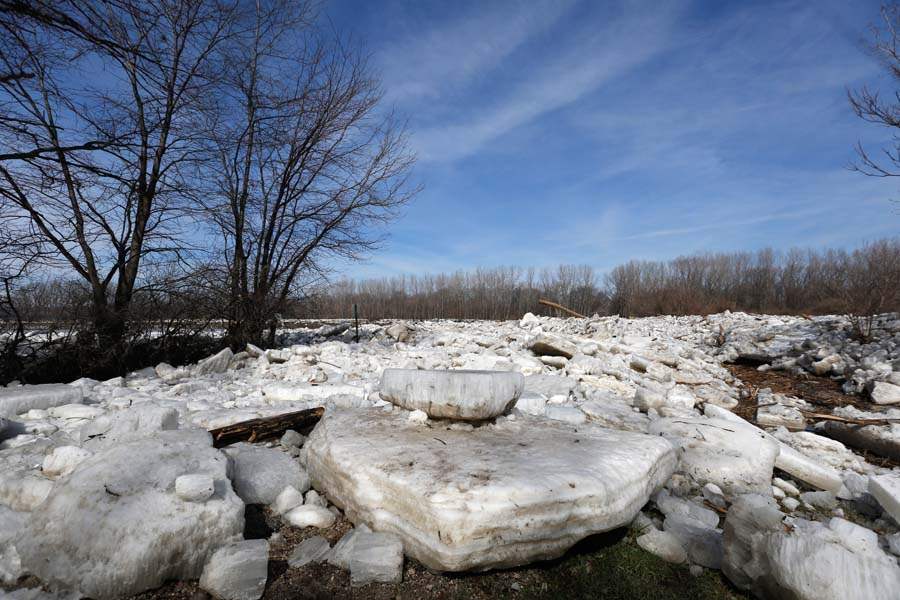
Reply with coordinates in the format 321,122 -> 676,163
377,0 -> 578,105
389,2 -> 685,163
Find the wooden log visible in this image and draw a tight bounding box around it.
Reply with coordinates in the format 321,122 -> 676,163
538,298 -> 586,319
800,409 -> 900,427
208,406 -> 324,448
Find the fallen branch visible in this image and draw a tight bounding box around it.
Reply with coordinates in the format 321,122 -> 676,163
538,299 -> 586,319
208,407 -> 324,448
799,409 -> 900,427
751,403 -> 899,426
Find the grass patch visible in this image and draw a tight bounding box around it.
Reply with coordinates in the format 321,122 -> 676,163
518,530 -> 748,600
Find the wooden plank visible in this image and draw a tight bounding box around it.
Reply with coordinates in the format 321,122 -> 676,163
208,406 -> 324,448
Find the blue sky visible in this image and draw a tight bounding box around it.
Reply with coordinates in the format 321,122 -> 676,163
325,0 -> 899,278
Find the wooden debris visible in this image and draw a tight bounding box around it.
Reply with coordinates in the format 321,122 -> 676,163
799,409 -> 900,427
208,407 -> 324,448
754,401 -> 900,426
538,299 -> 586,319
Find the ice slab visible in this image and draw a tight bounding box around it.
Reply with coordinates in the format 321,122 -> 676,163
379,369 -> 524,420
224,442 -> 310,504
199,539 -> 268,600
17,429 -> 243,598
288,535 -> 331,567
636,528 -> 687,564
704,404 -> 842,492
649,417 -> 779,497
0,384 -> 83,418
868,473 -> 900,523
307,408 -> 675,571
527,334 -> 577,358
349,532 -> 404,585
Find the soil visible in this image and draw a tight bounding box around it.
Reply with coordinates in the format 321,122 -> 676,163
726,362 -> 870,414
726,362 -> 900,469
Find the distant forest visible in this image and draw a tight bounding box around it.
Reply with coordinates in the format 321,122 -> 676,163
299,238 -> 900,321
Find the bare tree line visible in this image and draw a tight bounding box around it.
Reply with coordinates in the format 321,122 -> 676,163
298,265 -> 603,321
295,240 -> 900,322
0,0 -> 416,367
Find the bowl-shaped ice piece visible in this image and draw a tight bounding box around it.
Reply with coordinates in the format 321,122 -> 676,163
379,369 -> 524,420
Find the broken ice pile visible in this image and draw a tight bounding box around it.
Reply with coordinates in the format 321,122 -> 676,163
307,367 -> 677,570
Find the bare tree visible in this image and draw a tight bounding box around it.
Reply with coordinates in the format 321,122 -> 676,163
204,0 -> 419,346
0,0 -> 238,345
849,3 -> 900,181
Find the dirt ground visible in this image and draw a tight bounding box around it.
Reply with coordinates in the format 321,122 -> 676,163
726,361 -> 870,413
726,361 -> 900,470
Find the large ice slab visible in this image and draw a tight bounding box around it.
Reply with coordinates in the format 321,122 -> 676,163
379,369 -> 524,420
723,496 -> 900,600
306,408 -> 675,571
704,404 -> 842,492
649,417 -> 779,497
0,384 -> 83,418
17,429 -> 244,598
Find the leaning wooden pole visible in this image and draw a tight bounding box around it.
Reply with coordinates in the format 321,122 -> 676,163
538,298 -> 587,319
208,406 -> 324,448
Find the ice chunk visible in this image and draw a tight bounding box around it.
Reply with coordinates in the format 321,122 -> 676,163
826,517 -> 878,555
284,505 -> 336,529
580,400 -> 650,433
273,485 -> 305,514
349,532 -> 404,586
663,514 -> 723,569
0,505 -> 25,583
408,409 -> 428,423
385,322 -> 413,342
870,381 -> 900,405
47,404 -> 103,420
328,528 -> 366,569
702,483 -> 727,510
544,405 -> 586,425
649,417 -> 779,497
799,490 -> 837,510
195,347 -> 234,375
41,445 -> 92,478
772,477 -> 799,496
636,528 -> 687,564
781,497 -> 799,512
199,539 -> 268,600
722,494 -> 785,590
225,443 -> 310,504
175,474 -> 215,502
280,429 -> 305,449
654,489 -> 720,528
704,404 -> 842,492
527,334 -> 577,358
304,489 -> 327,507
0,384 -> 83,418
0,473 -> 53,511
379,369 -> 524,420
723,494 -> 900,599
306,407 -> 675,571
868,473 -> 900,523
17,429 -> 243,598
288,535 -> 331,567
765,522 -> 900,599
79,404 -> 178,450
